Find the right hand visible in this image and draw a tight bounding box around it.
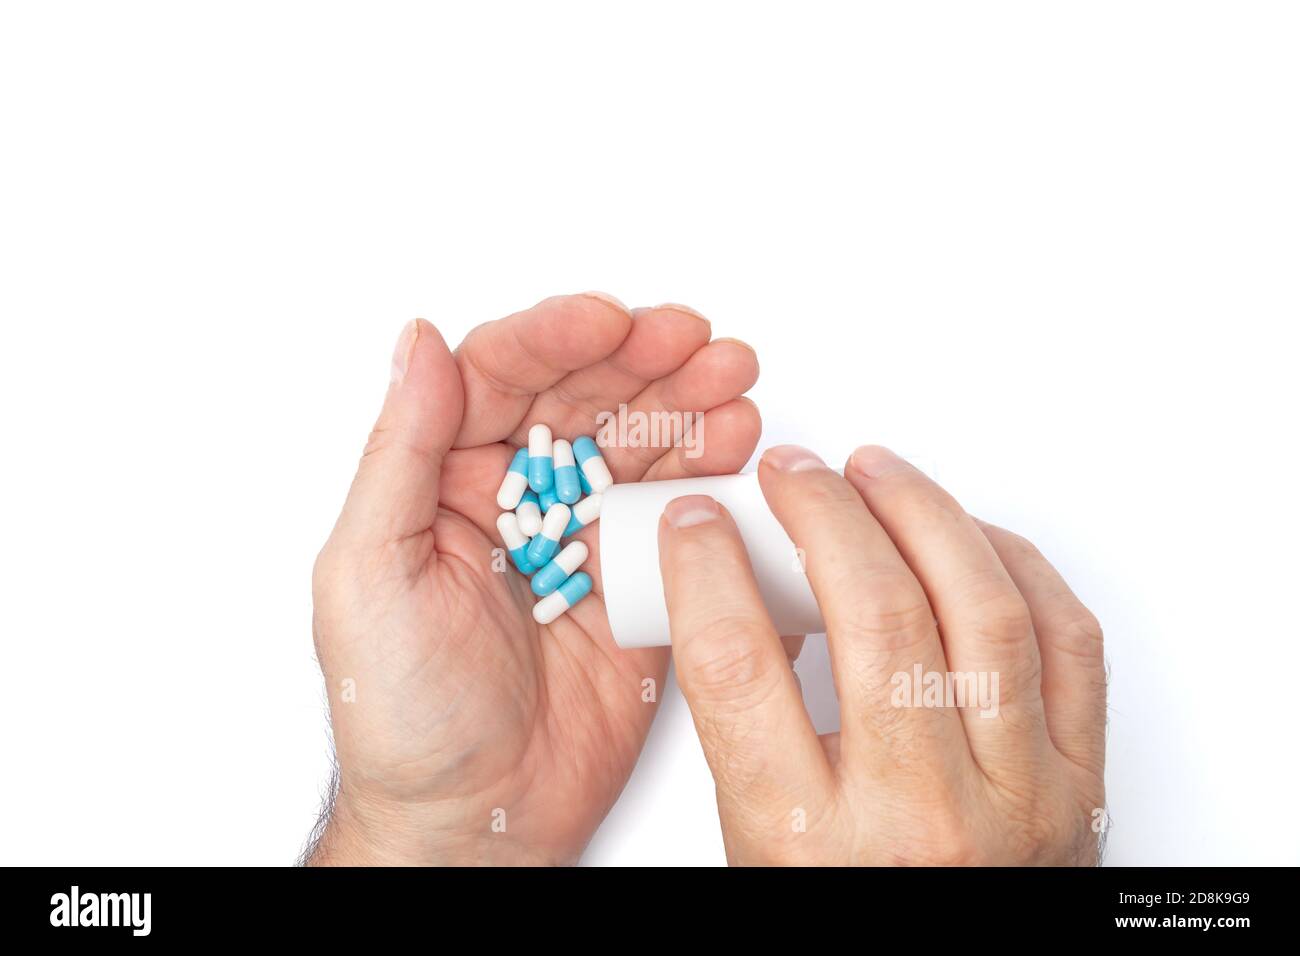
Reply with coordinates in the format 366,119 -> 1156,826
657,444 -> 1106,865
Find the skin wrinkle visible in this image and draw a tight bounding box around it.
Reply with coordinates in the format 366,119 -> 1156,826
504,314 -> 709,449
464,300 -> 626,402
534,377 -> 622,435
680,637 -> 789,715
671,400 -> 756,475
448,300 -> 633,448
508,340 -> 661,444
641,398 -> 761,481
454,344 -> 533,426
1039,607 -> 1105,661
609,343 -> 759,474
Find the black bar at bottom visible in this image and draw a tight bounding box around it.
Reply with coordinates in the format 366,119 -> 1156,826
3,866 -> 1283,941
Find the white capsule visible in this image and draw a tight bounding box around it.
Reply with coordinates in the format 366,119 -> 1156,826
538,501 -> 570,540
527,423 -> 555,493
573,436 -> 614,493
533,593 -> 566,624
555,540 -> 588,574
564,492 -> 602,536
496,447 -> 530,509
552,438 -> 581,504
530,540 -> 589,596
496,512 -> 529,550
525,501 -> 571,566
532,571 -> 594,624
528,423 -> 553,458
516,491 -> 542,537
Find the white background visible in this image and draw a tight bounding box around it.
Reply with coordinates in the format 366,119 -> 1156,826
2,1 -> 1297,866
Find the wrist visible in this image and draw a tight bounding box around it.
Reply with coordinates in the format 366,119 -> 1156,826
305,787 -> 566,867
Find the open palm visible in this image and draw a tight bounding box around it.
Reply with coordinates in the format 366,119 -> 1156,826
309,294 -> 760,865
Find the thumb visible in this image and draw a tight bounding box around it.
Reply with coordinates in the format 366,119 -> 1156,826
333,319 -> 464,552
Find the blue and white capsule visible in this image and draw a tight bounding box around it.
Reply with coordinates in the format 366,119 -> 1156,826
525,502 -> 570,568
553,439 -> 581,505
496,448 -> 530,510
563,493 -> 602,537
530,540 -> 589,597
579,469 -> 592,495
496,512 -> 535,575
527,424 -> 554,493
515,489 -> 542,537
538,484 -> 559,514
532,571 -> 594,624
573,436 -> 613,493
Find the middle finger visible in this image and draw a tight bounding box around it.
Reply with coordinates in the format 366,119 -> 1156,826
757,445 -> 970,784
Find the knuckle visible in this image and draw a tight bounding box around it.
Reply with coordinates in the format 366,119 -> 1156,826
1001,529 -> 1043,561
679,622 -> 781,703
885,802 -> 982,866
861,613 -> 939,656
1007,816 -> 1058,863
360,424 -> 395,461
891,477 -> 966,526
1047,605 -> 1105,660
836,571 -> 935,650
851,604 -> 936,652
979,765 -> 1082,864
923,833 -> 983,867
963,578 -> 1034,645
359,424 -> 442,472
1003,799 -> 1082,864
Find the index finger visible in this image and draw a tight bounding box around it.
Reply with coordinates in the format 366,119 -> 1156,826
658,495 -> 831,835
453,293 -> 633,447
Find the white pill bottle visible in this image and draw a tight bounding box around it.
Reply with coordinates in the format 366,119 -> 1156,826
600,473 -> 825,648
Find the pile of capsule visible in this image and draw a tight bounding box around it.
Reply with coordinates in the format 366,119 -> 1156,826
496,424 -> 612,624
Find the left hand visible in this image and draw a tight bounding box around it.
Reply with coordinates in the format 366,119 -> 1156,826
307,293 -> 760,865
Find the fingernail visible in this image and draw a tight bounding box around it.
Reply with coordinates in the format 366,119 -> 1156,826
391,320 -> 419,385
763,444 -> 826,473
712,336 -> 756,355
579,291 -> 629,312
651,302 -> 709,322
664,495 -> 721,528
849,445 -> 909,478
